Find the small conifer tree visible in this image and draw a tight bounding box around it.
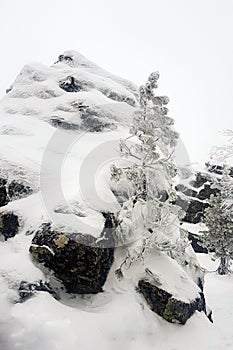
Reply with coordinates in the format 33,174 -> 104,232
111,72 -> 186,273
201,168 -> 233,274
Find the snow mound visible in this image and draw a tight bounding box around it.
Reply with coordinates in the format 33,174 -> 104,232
0,51 -> 139,235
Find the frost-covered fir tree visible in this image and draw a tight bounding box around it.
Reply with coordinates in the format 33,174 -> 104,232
111,72 -> 186,274
201,168 -> 233,275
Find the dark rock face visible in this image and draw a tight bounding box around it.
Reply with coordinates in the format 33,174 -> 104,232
138,279 -> 206,325
175,168 -> 221,225
100,88 -> 136,107
0,177 -> 33,207
175,184 -> 197,197
18,280 -> 58,303
51,104 -> 116,132
59,76 -> 91,93
97,212 -> 118,247
6,86 -> 13,94
0,185 -> 8,207
197,184 -> 220,201
50,117 -> 80,131
175,197 -> 209,224
80,114 -> 114,132
57,54 -> 73,65
188,232 -> 208,254
80,106 -> 114,132
0,212 -> 19,240
8,180 -> 33,200
189,172 -> 209,188
206,163 -> 233,177
184,199 -> 209,224
29,223 -> 114,294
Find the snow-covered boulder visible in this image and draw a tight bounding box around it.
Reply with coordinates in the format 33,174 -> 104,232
29,222 -> 115,294
138,275 -> 206,325
138,279 -> 205,325
136,254 -> 206,324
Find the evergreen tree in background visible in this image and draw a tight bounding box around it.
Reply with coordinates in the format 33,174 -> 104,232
201,168 -> 233,275
210,129 -> 233,163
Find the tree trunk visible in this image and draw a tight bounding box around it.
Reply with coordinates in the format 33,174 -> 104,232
217,256 -> 230,275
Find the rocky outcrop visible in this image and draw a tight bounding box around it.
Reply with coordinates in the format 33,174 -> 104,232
79,106 -> 116,132
18,280 -> 58,303
138,278 -> 206,325
0,212 -> 19,240
206,162 -> 233,177
8,180 -> 33,200
50,104 -> 116,132
196,184 -> 219,201
0,178 -> 8,207
188,232 -> 208,254
176,167 -> 222,225
175,184 -> 197,198
189,172 -> 210,188
175,196 -> 209,224
29,222 -> 115,294
50,116 -> 80,130
59,76 -> 92,93
99,88 -> 136,106
0,177 -> 33,207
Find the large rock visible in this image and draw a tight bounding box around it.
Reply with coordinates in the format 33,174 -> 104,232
29,222 -> 115,294
8,180 -> 33,200
175,184 -> 197,197
0,177 -> 33,207
175,196 -> 209,224
189,172 -> 209,188
0,212 -> 19,240
197,184 -> 219,200
138,278 -> 206,325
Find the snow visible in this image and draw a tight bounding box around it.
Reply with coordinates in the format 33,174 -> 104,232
0,245 -> 231,350
0,51 -> 233,350
0,250 -> 227,350
0,52 -> 136,236
197,254 -> 233,349
181,222 -> 207,235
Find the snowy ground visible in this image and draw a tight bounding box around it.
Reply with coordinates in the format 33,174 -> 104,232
0,245 -> 232,350
197,254 -> 233,350
0,52 -> 233,350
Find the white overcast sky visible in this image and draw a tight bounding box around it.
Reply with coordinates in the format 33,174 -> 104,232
0,0 -> 232,165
